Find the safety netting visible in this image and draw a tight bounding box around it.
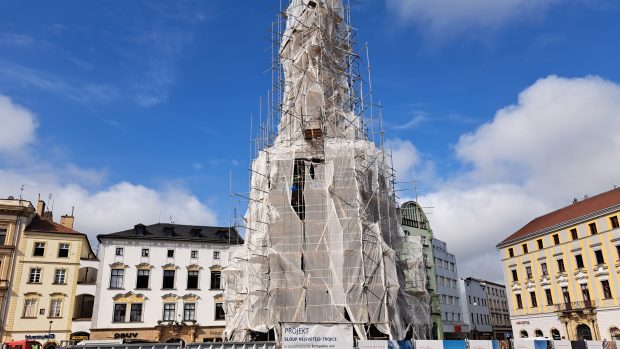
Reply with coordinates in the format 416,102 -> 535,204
223,0 -> 430,342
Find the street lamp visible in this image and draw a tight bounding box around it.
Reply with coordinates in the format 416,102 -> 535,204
48,320 -> 53,335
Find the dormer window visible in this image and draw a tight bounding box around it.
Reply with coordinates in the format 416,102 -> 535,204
163,226 -> 176,237
191,228 -> 202,238
134,224 -> 147,236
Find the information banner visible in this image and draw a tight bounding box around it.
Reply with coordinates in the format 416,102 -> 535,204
282,323 -> 353,349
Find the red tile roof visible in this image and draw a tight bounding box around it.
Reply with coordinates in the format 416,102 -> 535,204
499,187 -> 620,247
27,215 -> 79,234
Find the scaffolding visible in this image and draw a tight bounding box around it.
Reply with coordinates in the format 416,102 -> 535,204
223,0 -> 430,342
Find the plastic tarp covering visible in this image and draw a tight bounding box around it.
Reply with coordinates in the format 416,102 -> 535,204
223,0 -> 429,342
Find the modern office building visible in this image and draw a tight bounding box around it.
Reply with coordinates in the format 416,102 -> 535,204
433,238 -> 469,339
401,201 -> 442,339
1,199 -> 97,346
497,187 -> 620,341
90,223 -> 243,343
459,277 -> 493,339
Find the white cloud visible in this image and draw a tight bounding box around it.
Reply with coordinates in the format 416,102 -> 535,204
390,138 -> 420,182
0,95 -> 37,152
0,96 -> 218,246
385,0 -> 563,40
408,75 -> 620,282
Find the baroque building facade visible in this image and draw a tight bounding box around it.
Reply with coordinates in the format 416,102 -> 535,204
1,198 -> 97,346
90,223 -> 243,343
497,187 -> 620,341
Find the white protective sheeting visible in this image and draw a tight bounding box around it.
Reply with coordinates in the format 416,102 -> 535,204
223,0 -> 429,341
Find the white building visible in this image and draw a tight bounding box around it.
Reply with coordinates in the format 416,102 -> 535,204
90,223 -> 243,343
433,238 -> 469,338
459,277 -> 493,339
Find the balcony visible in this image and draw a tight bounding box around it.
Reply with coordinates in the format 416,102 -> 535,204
555,301 -> 595,312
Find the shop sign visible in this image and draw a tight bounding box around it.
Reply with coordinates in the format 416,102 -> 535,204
282,323 -> 353,349
204,329 -> 224,338
26,334 -> 56,340
70,332 -> 90,342
515,321 -> 529,325
114,333 -> 138,339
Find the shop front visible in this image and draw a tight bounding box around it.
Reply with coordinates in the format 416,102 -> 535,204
90,325 -> 225,343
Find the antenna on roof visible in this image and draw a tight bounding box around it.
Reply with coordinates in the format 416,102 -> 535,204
19,184 -> 24,202
169,215 -> 174,224
71,206 -> 75,216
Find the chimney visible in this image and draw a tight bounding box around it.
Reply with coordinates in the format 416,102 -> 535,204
60,215 -> 75,230
36,199 -> 46,216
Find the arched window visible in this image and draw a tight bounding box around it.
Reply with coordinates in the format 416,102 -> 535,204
551,328 -> 561,340
610,326 -> 620,340
521,330 -> 529,338
535,329 -> 544,338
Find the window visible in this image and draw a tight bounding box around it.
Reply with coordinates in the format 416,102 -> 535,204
516,294 -> 523,309
110,269 -> 124,289
163,303 -> 175,321
557,258 -> 566,273
58,243 -> 69,258
617,245 -> 620,260
23,299 -> 38,318
215,303 -> 225,320
29,268 -> 42,283
49,299 -> 62,317
611,216 -> 620,229
530,291 -> 538,307
115,247 -> 123,256
113,303 -> 126,322
521,330 -> 529,338
184,303 -> 196,321
167,249 -> 174,258
575,254 -> 584,269
33,242 -> 45,256
191,250 -> 198,259
602,280 -> 612,299
187,271 -> 199,289
213,251 -> 220,260
571,228 -> 578,240
130,303 -> 143,322
512,270 -> 519,282
526,266 -> 533,279
562,287 -> 571,303
581,284 -> 591,302
541,262 -> 548,276
163,270 -> 175,289
595,250 -> 605,265
589,222 -> 598,235
553,234 -> 560,245
508,248 -> 514,257
54,269 -> 67,284
537,239 -> 543,249
0,228 -> 6,245
545,289 -> 553,305
210,270 -> 221,290
136,269 -> 150,289
141,248 -> 149,257
522,243 -> 528,254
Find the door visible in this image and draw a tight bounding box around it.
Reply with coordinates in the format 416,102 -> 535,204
576,324 -> 592,340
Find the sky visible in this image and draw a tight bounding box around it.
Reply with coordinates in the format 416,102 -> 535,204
1,0 -> 620,283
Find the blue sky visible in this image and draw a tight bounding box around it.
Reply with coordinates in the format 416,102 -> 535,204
1,0 -> 620,281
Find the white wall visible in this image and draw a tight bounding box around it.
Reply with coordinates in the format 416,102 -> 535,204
92,238 -> 234,330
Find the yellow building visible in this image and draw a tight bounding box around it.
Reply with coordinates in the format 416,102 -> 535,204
0,197 -> 36,340
2,199 -> 96,348
497,188 -> 620,341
